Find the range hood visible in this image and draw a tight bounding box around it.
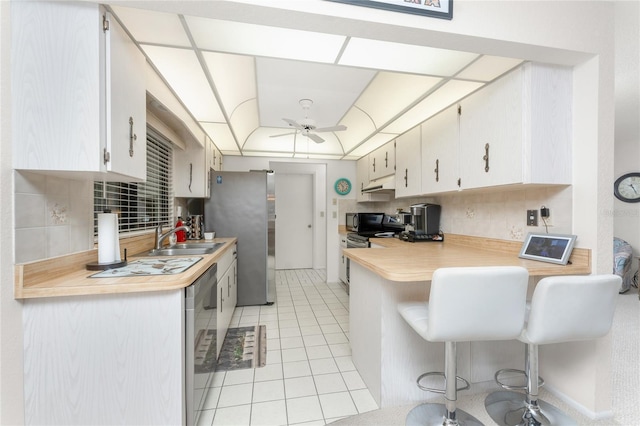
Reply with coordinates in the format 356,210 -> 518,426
362,175 -> 396,193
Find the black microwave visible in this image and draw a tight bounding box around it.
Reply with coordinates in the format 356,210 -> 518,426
346,212 -> 385,232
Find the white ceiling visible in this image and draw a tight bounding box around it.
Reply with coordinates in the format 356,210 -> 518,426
110,4 -> 523,160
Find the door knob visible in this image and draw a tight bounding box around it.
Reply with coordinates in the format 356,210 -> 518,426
308,225 -> 312,228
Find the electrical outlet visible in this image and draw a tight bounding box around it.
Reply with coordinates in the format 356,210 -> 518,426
527,209 -> 538,226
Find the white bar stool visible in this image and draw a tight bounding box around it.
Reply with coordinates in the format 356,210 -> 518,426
485,274 -> 621,426
398,266 -> 529,426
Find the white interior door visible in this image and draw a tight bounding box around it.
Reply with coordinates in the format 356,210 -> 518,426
275,173 -> 313,269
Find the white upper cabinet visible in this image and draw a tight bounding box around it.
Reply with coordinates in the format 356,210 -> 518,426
421,105 -> 460,194
12,2 -> 146,181
356,155 -> 389,202
458,62 -> 572,189
395,126 -> 422,198
174,136 -> 222,198
369,141 -> 396,181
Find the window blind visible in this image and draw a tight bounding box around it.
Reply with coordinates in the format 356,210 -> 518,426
94,128 -> 173,236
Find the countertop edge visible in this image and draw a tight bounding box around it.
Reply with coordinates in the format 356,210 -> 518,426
344,234 -> 591,281
14,238 -> 237,300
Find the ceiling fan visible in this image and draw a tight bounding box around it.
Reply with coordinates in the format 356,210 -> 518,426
270,98 -> 347,144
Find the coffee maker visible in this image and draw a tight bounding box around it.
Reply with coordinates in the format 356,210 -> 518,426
400,203 -> 442,242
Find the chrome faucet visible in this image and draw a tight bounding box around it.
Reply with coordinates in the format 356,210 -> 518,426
155,224 -> 190,249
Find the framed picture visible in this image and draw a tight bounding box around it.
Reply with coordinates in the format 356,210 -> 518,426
327,0 -> 453,20
519,233 -> 577,265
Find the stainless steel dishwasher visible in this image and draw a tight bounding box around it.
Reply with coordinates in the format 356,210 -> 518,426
185,263 -> 217,426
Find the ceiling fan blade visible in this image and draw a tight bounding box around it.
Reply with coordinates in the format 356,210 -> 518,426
283,118 -> 303,130
313,124 -> 347,133
308,133 -> 325,144
270,131 -> 297,138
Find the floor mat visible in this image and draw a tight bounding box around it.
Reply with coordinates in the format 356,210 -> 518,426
215,325 -> 267,372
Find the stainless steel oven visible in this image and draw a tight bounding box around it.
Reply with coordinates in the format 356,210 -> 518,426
345,233 -> 371,294
185,263 -> 217,425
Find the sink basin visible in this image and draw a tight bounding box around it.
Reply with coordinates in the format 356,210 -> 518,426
171,242 -> 225,250
146,243 -> 225,256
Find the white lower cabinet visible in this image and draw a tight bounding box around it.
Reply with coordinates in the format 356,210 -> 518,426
22,291 -> 184,425
216,243 -> 238,356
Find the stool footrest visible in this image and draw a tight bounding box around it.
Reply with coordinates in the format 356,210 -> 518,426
416,371 -> 470,394
495,368 -> 544,391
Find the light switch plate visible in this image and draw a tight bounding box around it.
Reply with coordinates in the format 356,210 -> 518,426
527,209 -> 538,226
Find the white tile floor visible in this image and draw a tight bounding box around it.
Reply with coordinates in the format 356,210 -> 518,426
196,269 -> 379,426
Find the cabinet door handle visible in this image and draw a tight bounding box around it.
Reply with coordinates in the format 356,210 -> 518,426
404,168 -> 408,187
220,287 -> 223,312
434,159 -> 440,182
483,143 -> 490,172
227,275 -> 230,298
385,152 -> 388,168
372,158 -> 376,172
188,163 -> 193,193
128,117 -> 136,157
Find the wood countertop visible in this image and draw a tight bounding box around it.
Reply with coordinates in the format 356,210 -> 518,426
344,234 -> 591,282
14,238 -> 237,299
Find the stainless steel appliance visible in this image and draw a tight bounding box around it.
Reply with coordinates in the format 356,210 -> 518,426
345,213 -> 358,231
204,170 -> 275,306
410,203 -> 441,235
186,215 -> 204,240
185,263 -> 217,426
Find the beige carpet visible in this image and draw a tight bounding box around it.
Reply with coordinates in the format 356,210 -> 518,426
331,291 -> 639,426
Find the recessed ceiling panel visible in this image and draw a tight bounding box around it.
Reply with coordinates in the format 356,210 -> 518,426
111,6 -> 191,47
340,38 -> 480,76
203,52 -> 256,116
142,45 -> 225,122
185,16 -> 346,63
338,108 -> 378,153
355,72 -> 442,128
256,58 -> 375,129
244,127 -> 295,153
456,56 -> 524,82
201,122 -> 238,153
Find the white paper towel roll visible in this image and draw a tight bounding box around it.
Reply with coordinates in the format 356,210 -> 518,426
98,213 -> 120,264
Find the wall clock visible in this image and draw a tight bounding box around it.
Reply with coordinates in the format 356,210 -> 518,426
614,172 -> 640,203
334,178 -> 352,195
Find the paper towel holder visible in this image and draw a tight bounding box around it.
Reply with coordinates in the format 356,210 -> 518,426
86,248 -> 128,271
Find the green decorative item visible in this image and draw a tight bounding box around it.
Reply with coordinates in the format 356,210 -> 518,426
334,178 -> 352,195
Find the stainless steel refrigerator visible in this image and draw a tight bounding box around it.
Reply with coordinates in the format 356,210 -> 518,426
204,170 -> 275,306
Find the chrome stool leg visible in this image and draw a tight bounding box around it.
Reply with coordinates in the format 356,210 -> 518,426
406,342 -> 483,426
485,344 -> 576,426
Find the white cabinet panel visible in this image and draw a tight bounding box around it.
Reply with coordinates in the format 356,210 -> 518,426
12,3 -> 146,181
175,136 -> 222,198
104,11 -> 147,180
395,127 -> 422,198
23,291 -> 184,425
369,141 -> 395,181
458,62 -> 572,189
216,243 -> 237,356
421,105 -> 460,194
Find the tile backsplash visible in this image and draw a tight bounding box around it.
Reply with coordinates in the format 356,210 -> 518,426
14,171 -> 94,263
339,186 -> 573,241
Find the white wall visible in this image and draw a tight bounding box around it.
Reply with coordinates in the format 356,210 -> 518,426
613,1 -> 640,272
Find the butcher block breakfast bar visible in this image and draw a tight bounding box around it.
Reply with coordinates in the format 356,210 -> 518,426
343,233 -> 591,408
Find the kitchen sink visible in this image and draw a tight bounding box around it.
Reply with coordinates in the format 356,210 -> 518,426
146,242 -> 225,256
171,242 -> 225,250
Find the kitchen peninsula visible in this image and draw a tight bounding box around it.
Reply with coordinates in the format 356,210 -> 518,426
343,234 -> 591,408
